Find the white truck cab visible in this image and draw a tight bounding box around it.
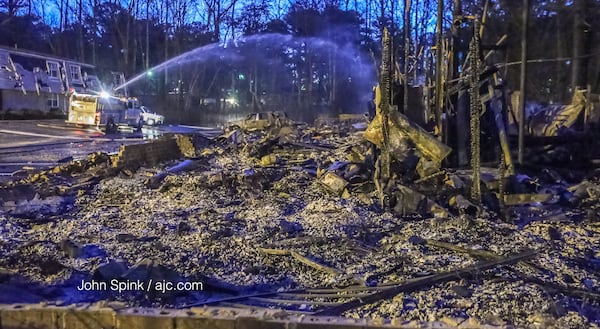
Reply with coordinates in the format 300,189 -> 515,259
139,106 -> 164,126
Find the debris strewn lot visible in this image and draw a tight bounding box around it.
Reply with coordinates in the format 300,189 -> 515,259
0,120 -> 599,328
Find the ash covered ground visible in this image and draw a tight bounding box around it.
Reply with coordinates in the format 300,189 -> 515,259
0,122 -> 599,328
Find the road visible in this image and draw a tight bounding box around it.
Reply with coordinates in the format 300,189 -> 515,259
0,119 -> 221,177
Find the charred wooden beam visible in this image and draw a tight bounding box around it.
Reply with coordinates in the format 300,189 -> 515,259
315,249 -> 539,316
425,238 -> 600,303
258,247 -> 343,276
145,159 -> 199,189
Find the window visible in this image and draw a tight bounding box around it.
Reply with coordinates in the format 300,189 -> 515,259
47,61 -> 59,79
69,65 -> 81,81
85,78 -> 100,91
47,93 -> 59,108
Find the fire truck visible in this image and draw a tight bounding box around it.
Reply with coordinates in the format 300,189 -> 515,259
66,91 -> 163,133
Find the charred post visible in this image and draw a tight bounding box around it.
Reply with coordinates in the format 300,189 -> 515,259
376,28 -> 393,206
469,20 -> 482,203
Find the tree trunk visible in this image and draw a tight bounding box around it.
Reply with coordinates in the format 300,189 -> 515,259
146,0 -> 150,70
307,43 -> 313,108
404,0 -> 411,113
554,1 -> 563,101
184,65 -> 196,112
124,1 -> 131,74
132,0 -> 139,75
450,0 -> 461,81
59,0 -> 64,31
91,0 -> 97,65
434,0 -> 443,134
329,39 -> 337,111
571,0 -> 588,91
214,1 -> 220,41
63,0 -> 68,32
413,0 -> 418,82
517,0 -> 529,165
78,0 -> 84,61
164,0 -> 169,95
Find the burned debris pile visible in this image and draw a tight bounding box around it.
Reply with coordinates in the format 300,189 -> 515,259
0,116 -> 599,327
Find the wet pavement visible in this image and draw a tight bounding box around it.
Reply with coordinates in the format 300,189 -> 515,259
0,119 -> 221,177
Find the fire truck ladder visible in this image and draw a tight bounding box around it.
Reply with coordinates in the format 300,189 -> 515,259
112,71 -> 128,97
7,55 -> 26,95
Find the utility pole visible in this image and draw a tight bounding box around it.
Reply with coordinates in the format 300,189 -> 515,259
518,0 -> 529,164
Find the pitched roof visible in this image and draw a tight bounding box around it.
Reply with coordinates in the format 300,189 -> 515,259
0,45 -> 95,68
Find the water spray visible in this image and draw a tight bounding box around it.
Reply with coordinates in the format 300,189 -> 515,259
113,32 -> 376,103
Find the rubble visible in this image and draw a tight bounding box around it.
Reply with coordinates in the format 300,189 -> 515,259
94,261 -> 129,281
526,90 -> 588,137
0,119 -> 599,328
364,110 -> 452,166
319,171 -> 349,196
